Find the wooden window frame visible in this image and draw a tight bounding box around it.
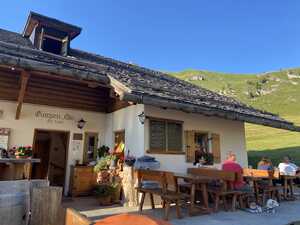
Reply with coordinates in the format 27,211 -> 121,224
184,130 -> 221,164
147,117 -> 184,155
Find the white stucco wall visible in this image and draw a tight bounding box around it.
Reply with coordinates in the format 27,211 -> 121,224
144,105 -> 247,173
0,100 -> 106,195
104,104 -> 145,157
0,100 -> 247,194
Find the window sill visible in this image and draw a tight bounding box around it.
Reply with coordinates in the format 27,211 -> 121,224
146,150 -> 185,155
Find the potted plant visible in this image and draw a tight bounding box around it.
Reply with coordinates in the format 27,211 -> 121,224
97,145 -> 110,159
94,155 -> 111,184
110,182 -> 122,204
94,184 -> 115,205
15,146 -> 32,159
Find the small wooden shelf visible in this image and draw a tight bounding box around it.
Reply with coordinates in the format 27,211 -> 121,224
0,158 -> 41,164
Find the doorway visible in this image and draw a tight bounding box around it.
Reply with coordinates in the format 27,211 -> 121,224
31,129 -> 69,187
83,132 -> 99,164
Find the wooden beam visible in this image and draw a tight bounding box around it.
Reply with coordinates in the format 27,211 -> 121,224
15,71 -> 30,119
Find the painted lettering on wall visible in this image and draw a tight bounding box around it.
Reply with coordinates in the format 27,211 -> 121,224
35,111 -> 74,124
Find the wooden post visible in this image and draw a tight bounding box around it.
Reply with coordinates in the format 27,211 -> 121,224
30,186 -> 64,225
16,70 -> 30,120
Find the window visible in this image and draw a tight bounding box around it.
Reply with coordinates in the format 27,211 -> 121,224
149,118 -> 183,153
83,132 -> 98,163
185,131 -> 221,164
39,28 -> 69,56
42,36 -> 63,54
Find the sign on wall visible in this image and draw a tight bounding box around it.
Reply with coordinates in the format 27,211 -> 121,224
35,111 -> 74,124
0,128 -> 10,150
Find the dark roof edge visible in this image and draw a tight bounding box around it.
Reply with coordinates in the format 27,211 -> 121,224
123,92 -> 300,132
0,40 -> 109,84
23,11 -> 82,39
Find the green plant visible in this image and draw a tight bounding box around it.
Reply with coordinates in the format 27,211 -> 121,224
94,184 -> 115,197
15,146 -> 32,157
94,155 -> 110,172
97,145 -> 110,158
203,152 -> 214,165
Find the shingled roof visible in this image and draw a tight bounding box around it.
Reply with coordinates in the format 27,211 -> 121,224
0,27 -> 299,132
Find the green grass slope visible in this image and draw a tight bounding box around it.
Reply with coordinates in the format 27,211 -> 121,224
171,68 -> 300,166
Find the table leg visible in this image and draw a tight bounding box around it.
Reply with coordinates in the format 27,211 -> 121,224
289,180 -> 294,200
201,183 -> 209,209
189,183 -> 196,216
253,181 -> 259,203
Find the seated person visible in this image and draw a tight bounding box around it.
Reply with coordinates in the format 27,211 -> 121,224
257,157 -> 273,170
276,156 -> 300,186
222,152 -> 251,192
257,157 -> 274,187
278,156 -> 299,176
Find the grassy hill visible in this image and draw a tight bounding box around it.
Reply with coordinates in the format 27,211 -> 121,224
171,68 -> 300,166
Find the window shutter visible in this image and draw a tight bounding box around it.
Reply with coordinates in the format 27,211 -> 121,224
167,122 -> 182,151
149,120 -> 166,151
212,133 -> 221,163
185,130 -> 196,162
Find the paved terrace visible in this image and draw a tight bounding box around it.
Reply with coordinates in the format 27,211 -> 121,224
63,197 -> 300,225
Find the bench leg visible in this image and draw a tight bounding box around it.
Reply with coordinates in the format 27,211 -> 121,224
222,196 -> 228,211
232,194 -> 237,211
276,190 -> 281,203
139,192 -> 146,213
175,200 -> 182,219
150,193 -> 155,209
164,201 -> 170,221
214,194 -> 220,212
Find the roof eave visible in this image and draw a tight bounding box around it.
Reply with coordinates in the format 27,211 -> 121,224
122,92 -> 300,132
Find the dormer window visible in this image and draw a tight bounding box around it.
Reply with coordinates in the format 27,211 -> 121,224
40,28 -> 69,55
42,35 -> 63,55
23,12 -> 81,56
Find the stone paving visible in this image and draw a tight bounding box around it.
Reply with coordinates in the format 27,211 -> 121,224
63,197 -> 300,225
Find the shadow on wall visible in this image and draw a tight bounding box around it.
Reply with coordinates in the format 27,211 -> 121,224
248,146 -> 300,168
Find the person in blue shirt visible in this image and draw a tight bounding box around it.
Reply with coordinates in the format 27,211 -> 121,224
257,157 -> 273,170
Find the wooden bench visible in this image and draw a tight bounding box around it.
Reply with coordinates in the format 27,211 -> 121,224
136,170 -> 182,220
187,167 -> 248,211
243,168 -> 281,204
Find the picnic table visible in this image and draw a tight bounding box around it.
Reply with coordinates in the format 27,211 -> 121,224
174,173 -> 214,216
243,168 -> 281,204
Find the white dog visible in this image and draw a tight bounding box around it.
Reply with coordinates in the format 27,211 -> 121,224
265,199 -> 280,214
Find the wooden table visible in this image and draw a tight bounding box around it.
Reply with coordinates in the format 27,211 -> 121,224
174,173 -> 214,216
243,175 -> 269,202
0,158 -> 40,180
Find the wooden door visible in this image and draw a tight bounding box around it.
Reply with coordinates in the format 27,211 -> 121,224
32,133 -> 51,179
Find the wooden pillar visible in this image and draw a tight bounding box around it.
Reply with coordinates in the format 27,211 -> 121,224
15,70 -> 30,120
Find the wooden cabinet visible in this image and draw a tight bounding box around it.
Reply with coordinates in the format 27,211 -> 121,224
69,166 -> 97,197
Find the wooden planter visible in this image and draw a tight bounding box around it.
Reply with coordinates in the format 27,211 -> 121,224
111,185 -> 122,203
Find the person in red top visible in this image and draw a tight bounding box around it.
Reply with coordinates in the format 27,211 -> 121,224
222,152 -> 251,192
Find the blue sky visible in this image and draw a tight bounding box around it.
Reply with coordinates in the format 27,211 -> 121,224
1,1 -> 299,73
